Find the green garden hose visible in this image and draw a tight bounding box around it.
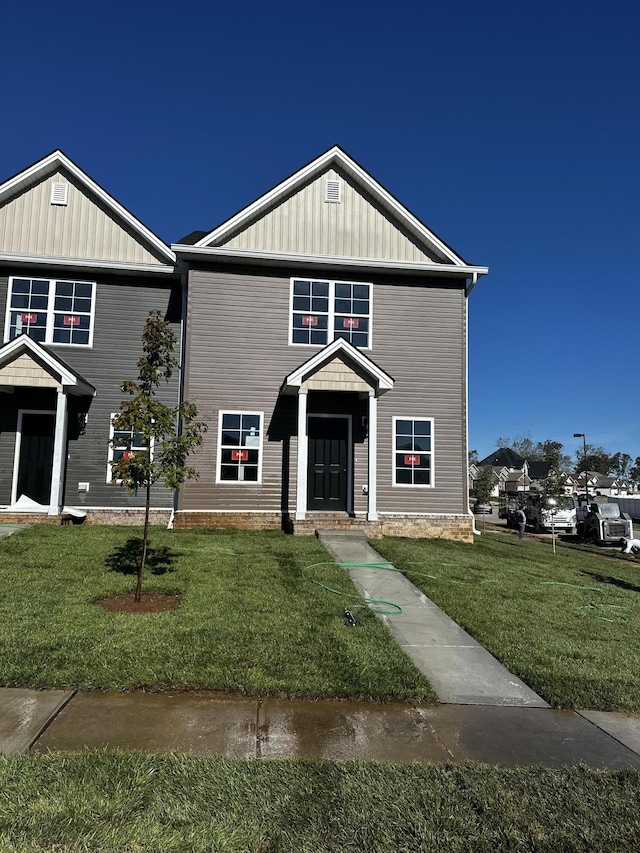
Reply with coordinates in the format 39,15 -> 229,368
303,561 -> 628,624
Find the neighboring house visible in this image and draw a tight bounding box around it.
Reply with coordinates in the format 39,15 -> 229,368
476,449 -> 530,495
478,448 -> 526,471
574,472 -> 631,497
172,146 -> 488,540
0,151 -> 180,523
469,464 -> 510,497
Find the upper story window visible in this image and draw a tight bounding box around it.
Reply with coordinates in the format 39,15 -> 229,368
4,277 -> 96,347
290,278 -> 371,348
393,417 -> 434,487
217,411 -> 263,483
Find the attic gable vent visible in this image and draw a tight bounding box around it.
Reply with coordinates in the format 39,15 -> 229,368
50,182 -> 68,206
324,179 -> 341,203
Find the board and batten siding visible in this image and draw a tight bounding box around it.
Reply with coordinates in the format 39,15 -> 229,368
216,168 -> 445,264
0,169 -> 167,266
0,270 -> 181,509
180,265 -> 468,516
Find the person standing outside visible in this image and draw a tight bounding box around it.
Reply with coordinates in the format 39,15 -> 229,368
515,505 -> 527,540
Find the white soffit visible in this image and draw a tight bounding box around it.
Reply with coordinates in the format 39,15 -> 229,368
0,150 -> 176,264
195,146 -> 471,267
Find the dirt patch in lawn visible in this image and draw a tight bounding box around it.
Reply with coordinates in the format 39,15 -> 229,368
98,593 -> 181,613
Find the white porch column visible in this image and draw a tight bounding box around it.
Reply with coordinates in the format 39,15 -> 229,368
367,391 -> 378,521
295,389 -> 308,520
49,388 -> 68,515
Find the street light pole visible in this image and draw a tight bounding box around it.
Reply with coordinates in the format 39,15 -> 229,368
573,432 -> 587,503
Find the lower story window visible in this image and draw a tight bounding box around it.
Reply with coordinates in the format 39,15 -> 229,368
217,411 -> 263,483
107,415 -> 150,483
393,417 -> 433,487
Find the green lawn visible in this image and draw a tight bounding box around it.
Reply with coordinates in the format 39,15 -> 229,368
373,532 -> 640,711
0,525 -> 433,701
0,753 -> 639,852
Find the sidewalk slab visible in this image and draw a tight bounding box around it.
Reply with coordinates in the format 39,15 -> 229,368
0,525 -> 25,539
0,688 -> 74,755
29,691 -> 640,769
578,711 -> 640,757
31,691 -> 258,759
317,530 -> 549,707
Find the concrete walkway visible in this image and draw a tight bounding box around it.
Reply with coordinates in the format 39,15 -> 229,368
318,530 -> 548,707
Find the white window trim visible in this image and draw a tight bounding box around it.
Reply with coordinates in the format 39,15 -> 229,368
106,413 -> 154,484
4,276 -> 96,348
216,410 -> 264,485
392,416 -> 435,489
288,278 -> 372,350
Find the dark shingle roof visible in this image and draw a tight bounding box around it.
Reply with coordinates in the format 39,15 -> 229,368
478,448 -> 525,468
175,230 -> 210,245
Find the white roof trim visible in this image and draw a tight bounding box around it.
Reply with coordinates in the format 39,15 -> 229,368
0,252 -> 176,275
0,151 -> 176,264
193,147 -> 469,266
172,244 -> 488,279
282,337 -> 394,394
0,334 -> 96,395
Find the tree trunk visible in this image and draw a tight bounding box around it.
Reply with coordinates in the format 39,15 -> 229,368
135,479 -> 151,603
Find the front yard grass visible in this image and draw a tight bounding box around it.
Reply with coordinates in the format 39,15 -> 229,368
374,532 -> 640,711
1,753 -> 639,852
0,526 -> 433,701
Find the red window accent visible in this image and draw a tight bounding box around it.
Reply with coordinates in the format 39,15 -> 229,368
405,455 -> 421,465
63,315 -> 80,326
302,316 -> 318,326
231,449 -> 249,462
123,450 -> 133,460
343,317 -> 359,329
21,313 -> 37,323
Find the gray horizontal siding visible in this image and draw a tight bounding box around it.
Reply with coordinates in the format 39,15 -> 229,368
0,269 -> 181,510
181,266 -> 467,515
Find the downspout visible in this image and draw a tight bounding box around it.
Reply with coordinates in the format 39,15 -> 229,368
168,260 -> 189,531
465,273 -> 481,535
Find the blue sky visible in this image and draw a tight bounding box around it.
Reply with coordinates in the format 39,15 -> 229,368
3,0 -> 638,467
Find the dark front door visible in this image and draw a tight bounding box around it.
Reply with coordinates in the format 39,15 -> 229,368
307,416 -> 349,511
17,413 -> 55,505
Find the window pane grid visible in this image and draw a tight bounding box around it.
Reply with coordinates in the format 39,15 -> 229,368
394,418 -> 433,487
290,279 -> 371,348
6,277 -> 94,346
219,412 -> 262,483
107,417 -> 150,483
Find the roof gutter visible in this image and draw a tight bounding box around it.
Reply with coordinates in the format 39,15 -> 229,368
171,245 -> 488,279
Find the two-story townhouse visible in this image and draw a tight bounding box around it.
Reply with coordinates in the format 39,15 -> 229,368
0,151 -> 181,523
172,147 -> 488,541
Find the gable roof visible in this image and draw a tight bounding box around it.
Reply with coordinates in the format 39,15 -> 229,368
281,337 -> 394,396
0,333 -> 95,396
0,150 -> 176,271
478,448 -> 526,469
173,146 -> 488,281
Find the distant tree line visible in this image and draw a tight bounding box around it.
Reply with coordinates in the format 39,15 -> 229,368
491,436 -> 640,481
